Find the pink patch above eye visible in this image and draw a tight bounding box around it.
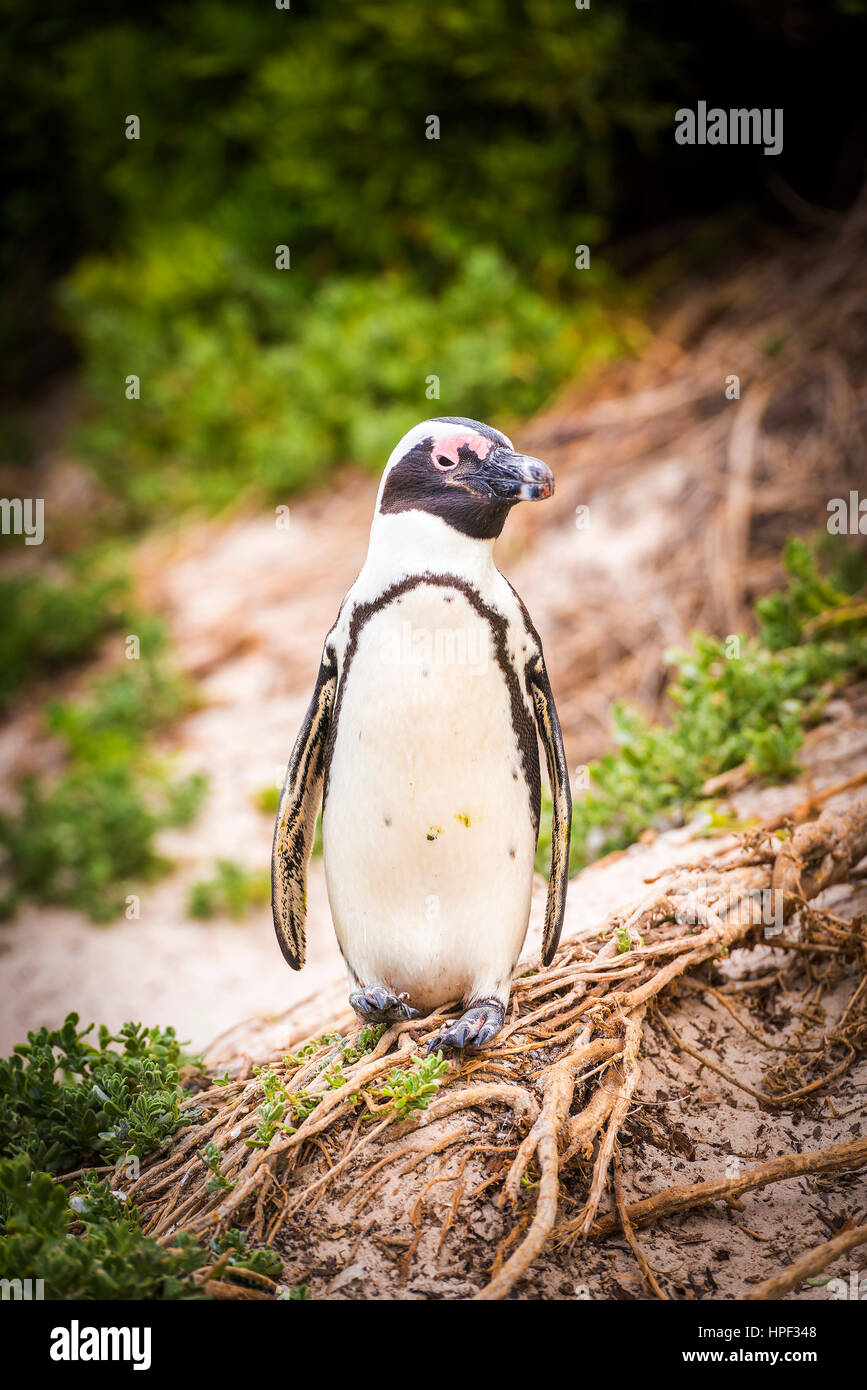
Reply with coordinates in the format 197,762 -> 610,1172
431,428 -> 495,467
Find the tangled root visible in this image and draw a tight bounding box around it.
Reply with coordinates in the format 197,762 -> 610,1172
121,800 -> 867,1299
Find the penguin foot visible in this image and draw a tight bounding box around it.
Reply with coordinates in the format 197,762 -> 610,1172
427,999 -> 505,1053
350,985 -> 419,1024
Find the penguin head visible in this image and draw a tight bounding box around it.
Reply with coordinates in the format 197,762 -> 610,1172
376,417 -> 554,541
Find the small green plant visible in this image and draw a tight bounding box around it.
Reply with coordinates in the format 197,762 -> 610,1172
199,1141 -> 235,1191
245,1070 -> 297,1149
187,860 -> 270,921
281,1031 -> 343,1068
290,1091 -> 320,1123
378,1052 -> 449,1121
68,1172 -> 136,1226
613,925 -> 632,954
341,1024 -> 385,1064
210,1228 -> 283,1281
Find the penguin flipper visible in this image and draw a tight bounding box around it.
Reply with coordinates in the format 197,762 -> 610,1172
530,656 -> 572,966
271,648 -> 337,970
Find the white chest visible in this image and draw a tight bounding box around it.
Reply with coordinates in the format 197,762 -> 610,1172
321,579 -> 539,1007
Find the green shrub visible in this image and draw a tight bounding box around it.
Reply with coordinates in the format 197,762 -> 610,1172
0,765 -> 205,923
537,538 -> 867,876
28,1 -> 669,515
68,244 -> 639,512
0,1013 -> 287,1300
0,1156 -> 285,1300
0,619 -> 205,922
0,567 -> 130,711
0,1013 -> 199,1174
43,641 -> 193,759
755,535 -> 867,651
0,1156 -> 209,1300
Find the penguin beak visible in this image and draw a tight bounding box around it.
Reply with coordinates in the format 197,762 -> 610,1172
469,448 -> 554,503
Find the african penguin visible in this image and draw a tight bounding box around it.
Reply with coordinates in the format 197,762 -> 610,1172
272,417 -> 572,1051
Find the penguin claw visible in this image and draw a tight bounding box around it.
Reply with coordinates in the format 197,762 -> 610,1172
426,1001 -> 505,1054
350,985 -> 419,1024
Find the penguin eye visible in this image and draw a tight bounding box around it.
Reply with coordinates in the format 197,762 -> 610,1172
434,455 -> 459,472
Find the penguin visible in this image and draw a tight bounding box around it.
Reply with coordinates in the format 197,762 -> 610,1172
272,417 -> 571,1051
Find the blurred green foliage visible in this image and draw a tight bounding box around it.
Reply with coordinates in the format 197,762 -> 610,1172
253,784 -> 281,816
67,246 -> 639,511
537,539 -> 867,875
187,859 -> 270,921
6,1 -> 679,511
0,619 -> 206,922
0,563 -> 130,711
7,2 -> 867,505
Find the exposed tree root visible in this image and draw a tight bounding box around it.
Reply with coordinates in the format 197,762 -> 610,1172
743,1224 -> 867,1301
611,1148 -> 668,1299
125,800 -> 867,1299
566,1007 -> 646,1242
590,1136 -> 867,1239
